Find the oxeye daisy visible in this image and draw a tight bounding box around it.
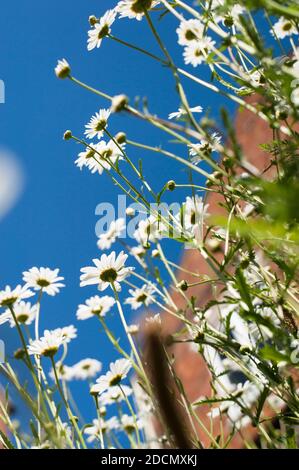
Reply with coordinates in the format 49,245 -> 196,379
176,19 -> 205,46
75,143 -> 111,174
133,215 -> 165,247
0,285 -> 34,308
52,325 -> 77,344
126,323 -> 139,335
0,311 -> 10,325
125,283 -> 156,310
189,132 -> 222,163
76,295 -> 115,320
28,330 -> 65,357
72,358 -> 102,380
121,414 -> 144,434
168,105 -> 203,120
99,139 -> 125,164
183,195 -> 209,230
145,313 -> 161,326
183,37 -> 215,67
49,362 -> 75,382
22,267 -> 65,296
99,385 -> 132,405
1,301 -> 37,327
92,358 -> 132,394
116,0 -> 160,21
87,10 -> 116,51
130,245 -> 146,258
97,218 -> 126,250
84,417 -> 119,442
85,109 -> 111,140
272,16 -> 298,39
80,251 -> 134,292
54,58 -> 71,79
77,295 -> 115,320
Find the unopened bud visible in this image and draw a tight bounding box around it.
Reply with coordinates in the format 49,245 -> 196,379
177,280 -> 188,291
126,207 -> 135,217
63,130 -> 72,140
115,132 -> 127,144
14,348 -> 25,360
111,94 -> 128,113
89,15 -> 98,26
55,59 -> 71,79
167,180 -> 176,191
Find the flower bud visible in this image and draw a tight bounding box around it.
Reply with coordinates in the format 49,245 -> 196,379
115,132 -> 127,144
89,15 -> 98,26
14,348 -> 25,360
177,280 -> 188,291
63,130 -> 72,140
111,94 -> 128,113
55,59 -> 71,79
126,207 -> 135,217
151,249 -> 160,258
89,385 -> 99,397
167,180 -> 176,191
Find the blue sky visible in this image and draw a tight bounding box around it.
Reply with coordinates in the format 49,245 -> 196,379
0,1 -> 234,431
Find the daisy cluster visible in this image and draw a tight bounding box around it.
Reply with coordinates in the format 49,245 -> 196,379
3,0 -> 299,451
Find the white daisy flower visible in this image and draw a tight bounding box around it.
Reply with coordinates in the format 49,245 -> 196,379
1,301 -> 36,327
130,245 -> 146,257
99,385 -> 132,405
121,414 -> 144,433
291,87 -> 299,107
54,59 -> 71,79
183,37 -> 215,67
72,358 -> 102,380
183,195 -> 209,231
189,132 -> 222,163
87,10 -> 116,51
76,295 -> 115,320
229,5 -> 245,23
49,362 -> 75,382
22,267 -> 65,296
0,311 -> 10,325
205,0 -> 244,25
145,313 -> 161,326
80,251 -> 134,292
75,139 -> 124,174
272,16 -> 298,39
125,283 -> 156,310
116,0 -> 160,22
84,417 -> 119,442
168,105 -> 203,120
84,109 -> 111,140
52,325 -> 77,344
93,358 -> 132,394
0,285 -> 34,308
126,323 -> 139,335
100,139 -> 125,163
97,218 -> 126,250
176,19 -> 205,46
75,143 -> 111,175
28,329 -> 65,357
133,215 -> 165,247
